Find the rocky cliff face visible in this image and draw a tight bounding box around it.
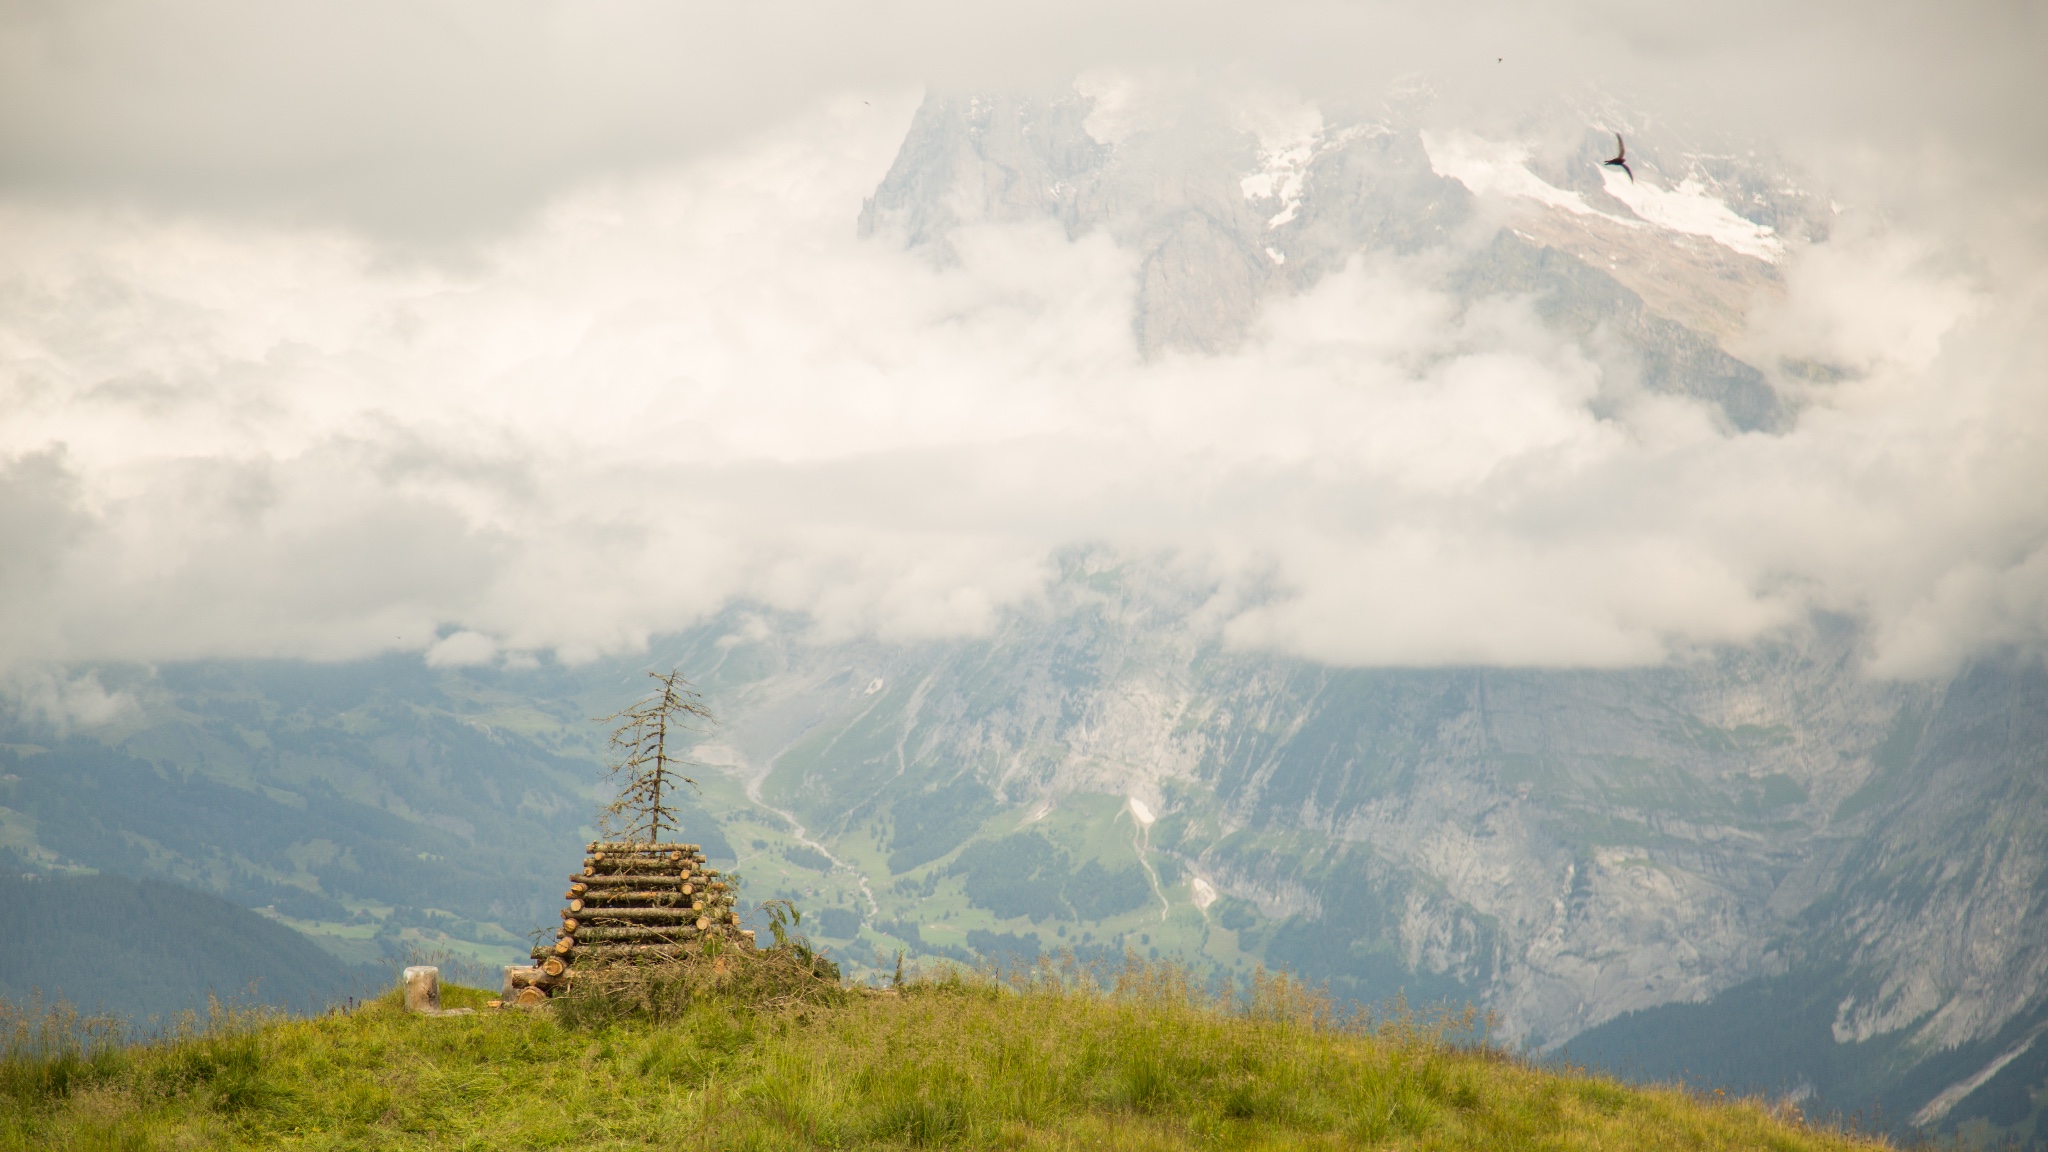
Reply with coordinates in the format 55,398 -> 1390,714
672,577 -> 1917,1042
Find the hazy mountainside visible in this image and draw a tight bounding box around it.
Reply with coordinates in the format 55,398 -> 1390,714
0,85 -> 2042,1146
0,872 -> 377,1022
0,657 -> 733,976
654,578 -> 2047,1138
5,598 -> 2040,1139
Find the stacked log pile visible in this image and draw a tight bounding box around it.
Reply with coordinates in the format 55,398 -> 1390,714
521,841 -> 751,997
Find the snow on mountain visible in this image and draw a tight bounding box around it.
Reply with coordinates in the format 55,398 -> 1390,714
1598,169 -> 1787,262
1421,129 -> 1617,220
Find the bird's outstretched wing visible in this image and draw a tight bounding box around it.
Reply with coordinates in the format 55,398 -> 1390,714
1602,133 -> 1635,182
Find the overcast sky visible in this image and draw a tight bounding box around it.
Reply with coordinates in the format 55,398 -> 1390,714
2,0 -> 2045,694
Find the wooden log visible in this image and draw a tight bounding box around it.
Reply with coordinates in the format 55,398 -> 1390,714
502,965 -> 542,998
589,842 -> 701,853
565,911 -> 703,929
574,924 -> 702,942
568,943 -> 696,959
572,874 -> 691,888
514,986 -> 549,1007
541,956 -> 568,978
573,893 -> 708,910
582,860 -> 695,871
574,920 -> 694,935
576,903 -> 687,915
587,849 -> 695,863
577,889 -> 690,906
567,916 -> 698,933
572,907 -> 701,923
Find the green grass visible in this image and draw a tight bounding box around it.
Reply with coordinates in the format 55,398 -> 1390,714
2,957 -> 1883,1151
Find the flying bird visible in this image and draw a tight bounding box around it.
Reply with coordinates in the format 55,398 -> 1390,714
1603,134 -> 1633,182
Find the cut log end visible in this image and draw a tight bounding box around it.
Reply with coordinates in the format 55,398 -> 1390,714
401,965 -> 441,1014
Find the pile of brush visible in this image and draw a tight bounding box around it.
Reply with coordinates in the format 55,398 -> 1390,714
503,840 -> 750,1005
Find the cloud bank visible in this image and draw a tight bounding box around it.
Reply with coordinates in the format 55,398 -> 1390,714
1,2 -> 2044,677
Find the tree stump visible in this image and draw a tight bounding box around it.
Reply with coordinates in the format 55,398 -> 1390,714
402,965 -> 441,1013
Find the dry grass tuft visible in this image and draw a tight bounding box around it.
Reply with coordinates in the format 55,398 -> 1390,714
555,936 -> 849,1026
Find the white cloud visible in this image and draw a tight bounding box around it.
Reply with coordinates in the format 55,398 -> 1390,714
0,70 -> 2043,677
0,668 -> 137,733
424,630 -> 501,667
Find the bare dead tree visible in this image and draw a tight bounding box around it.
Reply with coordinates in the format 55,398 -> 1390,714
596,670 -> 713,843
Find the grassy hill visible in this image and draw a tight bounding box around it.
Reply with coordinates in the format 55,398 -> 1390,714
2,958 -> 1881,1152
0,873 -> 381,1025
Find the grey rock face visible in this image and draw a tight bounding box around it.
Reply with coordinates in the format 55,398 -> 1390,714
1820,663 -> 2048,1053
